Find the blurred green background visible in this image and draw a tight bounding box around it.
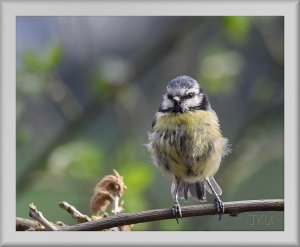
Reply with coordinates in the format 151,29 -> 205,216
16,16 -> 284,231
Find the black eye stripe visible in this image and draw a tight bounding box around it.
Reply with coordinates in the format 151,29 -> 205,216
166,92 -> 197,102
182,93 -> 195,100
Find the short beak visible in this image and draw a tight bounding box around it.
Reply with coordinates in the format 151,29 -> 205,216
173,96 -> 180,103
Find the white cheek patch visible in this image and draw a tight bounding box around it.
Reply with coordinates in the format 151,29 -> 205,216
182,94 -> 203,110
161,94 -> 174,110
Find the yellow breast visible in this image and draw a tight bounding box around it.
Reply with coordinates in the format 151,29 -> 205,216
154,110 -> 221,138
150,110 -> 224,181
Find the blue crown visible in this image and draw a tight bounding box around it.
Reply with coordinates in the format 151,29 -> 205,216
167,75 -> 198,89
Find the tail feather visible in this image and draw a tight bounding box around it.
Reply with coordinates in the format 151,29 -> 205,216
171,181 -> 190,200
171,180 -> 206,201
191,181 -> 206,200
204,176 -> 222,195
171,176 -> 222,201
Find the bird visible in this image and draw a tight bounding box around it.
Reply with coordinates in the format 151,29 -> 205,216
146,75 -> 230,223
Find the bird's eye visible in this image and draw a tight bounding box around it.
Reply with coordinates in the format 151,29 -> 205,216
167,94 -> 173,100
187,93 -> 195,98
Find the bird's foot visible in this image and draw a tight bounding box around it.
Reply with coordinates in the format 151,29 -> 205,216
214,197 -> 224,220
172,200 -> 182,224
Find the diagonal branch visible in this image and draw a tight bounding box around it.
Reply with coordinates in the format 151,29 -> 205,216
29,203 -> 58,231
59,201 -> 91,223
61,199 -> 283,231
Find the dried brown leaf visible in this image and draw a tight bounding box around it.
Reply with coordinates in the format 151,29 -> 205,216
90,170 -> 127,213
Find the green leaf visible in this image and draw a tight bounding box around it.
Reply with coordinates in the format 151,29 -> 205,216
43,43 -> 63,71
21,43 -> 63,74
222,16 -> 251,43
22,49 -> 45,73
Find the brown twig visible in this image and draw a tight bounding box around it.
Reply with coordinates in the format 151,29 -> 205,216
16,217 -> 42,231
28,203 -> 57,231
59,201 -> 91,223
60,199 -> 283,231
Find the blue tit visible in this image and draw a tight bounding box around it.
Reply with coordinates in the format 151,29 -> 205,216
147,75 -> 230,223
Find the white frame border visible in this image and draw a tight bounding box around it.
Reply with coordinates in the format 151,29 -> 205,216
1,0 -> 299,246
